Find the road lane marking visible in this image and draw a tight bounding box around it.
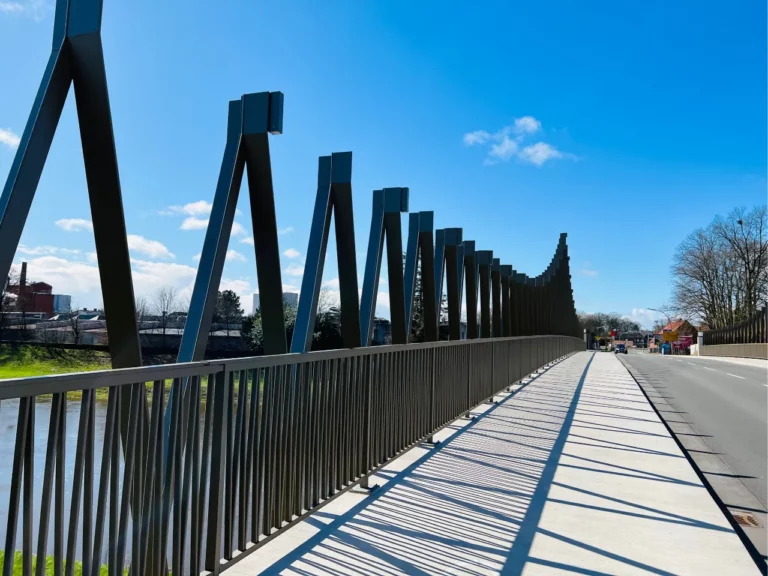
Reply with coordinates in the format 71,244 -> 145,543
702,367 -> 716,371
726,373 -> 745,379
685,361 -> 698,366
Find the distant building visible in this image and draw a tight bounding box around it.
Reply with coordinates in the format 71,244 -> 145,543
372,318 -> 391,345
52,294 -> 72,314
7,262 -> 54,316
253,292 -> 299,314
283,292 -> 299,309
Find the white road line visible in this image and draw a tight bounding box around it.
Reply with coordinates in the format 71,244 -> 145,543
726,373 -> 745,379
702,367 -> 716,371
685,361 -> 697,366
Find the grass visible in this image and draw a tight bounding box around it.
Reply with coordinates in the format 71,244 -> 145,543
0,345 -> 110,379
0,551 -> 128,576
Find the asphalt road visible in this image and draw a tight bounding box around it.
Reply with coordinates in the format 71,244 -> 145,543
621,352 -> 768,508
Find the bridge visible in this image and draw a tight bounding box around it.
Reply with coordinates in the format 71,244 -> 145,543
0,0 -> 763,575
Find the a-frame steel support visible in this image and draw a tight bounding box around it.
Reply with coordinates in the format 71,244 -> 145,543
292,152 -> 361,352
477,250 -> 493,338
443,228 -> 464,340
463,241 -> 479,339
360,187 -> 408,346
179,91 -> 286,361
0,0 -> 141,368
491,257 -> 502,338
403,211 -> 438,342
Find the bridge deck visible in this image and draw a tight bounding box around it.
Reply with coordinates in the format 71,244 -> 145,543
229,352 -> 758,575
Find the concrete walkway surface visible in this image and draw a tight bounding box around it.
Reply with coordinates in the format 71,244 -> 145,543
228,352 -> 760,576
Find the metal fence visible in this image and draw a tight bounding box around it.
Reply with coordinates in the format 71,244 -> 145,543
702,307 -> 768,345
0,335 -> 582,576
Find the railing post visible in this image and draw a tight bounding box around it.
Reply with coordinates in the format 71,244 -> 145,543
361,355 -> 374,488
205,370 -> 227,575
426,347 -> 437,443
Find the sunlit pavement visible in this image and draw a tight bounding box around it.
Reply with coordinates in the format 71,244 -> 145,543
228,352 -> 759,575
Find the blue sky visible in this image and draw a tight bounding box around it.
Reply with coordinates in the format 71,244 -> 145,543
0,0 -> 765,327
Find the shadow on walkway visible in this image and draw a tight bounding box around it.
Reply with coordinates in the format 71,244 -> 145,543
234,352 -> 756,576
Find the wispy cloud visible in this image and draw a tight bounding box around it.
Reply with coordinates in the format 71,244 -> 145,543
55,218 -> 93,232
127,234 -> 175,260
278,226 -> 294,235
240,237 -> 254,246
226,249 -> 246,262
0,128 -> 20,149
161,200 -> 212,217
463,116 -> 573,166
579,262 -> 598,277
283,264 -> 304,277
17,245 -> 80,256
180,217 -> 208,231
0,0 -> 49,20
283,248 -> 300,259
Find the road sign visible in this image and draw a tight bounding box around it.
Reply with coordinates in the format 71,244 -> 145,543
663,330 -> 678,342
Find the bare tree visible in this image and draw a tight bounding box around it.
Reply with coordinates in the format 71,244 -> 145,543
317,285 -> 337,314
135,296 -> 149,329
153,286 -> 178,346
672,206 -> 767,328
67,306 -> 83,345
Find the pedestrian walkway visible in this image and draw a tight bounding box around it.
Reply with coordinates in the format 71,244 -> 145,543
229,352 -> 759,575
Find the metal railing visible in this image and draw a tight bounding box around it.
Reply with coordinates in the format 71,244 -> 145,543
702,307 -> 768,345
0,335 -> 582,576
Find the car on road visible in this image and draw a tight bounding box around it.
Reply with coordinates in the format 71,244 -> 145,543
614,343 -> 627,354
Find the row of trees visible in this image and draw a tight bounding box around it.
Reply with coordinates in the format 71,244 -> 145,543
578,312 -> 640,337
671,205 -> 767,330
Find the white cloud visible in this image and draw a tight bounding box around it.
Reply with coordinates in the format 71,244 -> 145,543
629,308 -> 666,330
463,130 -> 491,146
0,0 -> 48,20
192,253 -> 201,261
513,116 -> 541,134
579,266 -> 598,277
518,142 -> 564,166
278,226 -> 294,235
180,217 -> 208,230
162,200 -> 212,217
127,234 -> 175,260
284,264 -> 304,277
464,116 -> 573,166
0,128 -> 20,149
226,249 -> 246,262
0,2 -> 24,13
488,135 -> 519,162
17,245 -> 80,256
240,236 -> 254,246
55,218 -> 93,232
322,278 -> 340,288
231,222 -> 247,237
283,248 -> 300,259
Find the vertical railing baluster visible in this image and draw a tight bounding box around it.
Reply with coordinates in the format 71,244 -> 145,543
205,370 -> 228,575
91,388 -> 117,576
36,393 -> 63,576
116,384 -> 141,576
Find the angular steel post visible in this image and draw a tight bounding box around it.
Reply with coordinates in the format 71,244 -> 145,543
404,211 -> 438,342
292,152 -> 361,352
477,251 -> 492,338
501,265 -> 512,337
360,188 -> 408,345
0,0 -> 140,368
464,242 -> 479,339
444,228 -> 463,340
491,258 -> 501,338
179,91 -> 287,361
434,229 -> 446,317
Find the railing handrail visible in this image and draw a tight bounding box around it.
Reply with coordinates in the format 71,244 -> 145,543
0,334 -> 580,400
